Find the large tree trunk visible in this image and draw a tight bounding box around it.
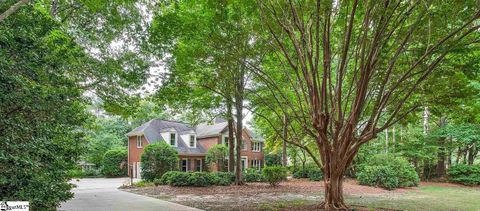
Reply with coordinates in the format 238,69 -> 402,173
226,98 -> 235,172
234,100 -> 244,185
467,145 -> 476,165
323,173 -> 346,209
233,62 -> 245,185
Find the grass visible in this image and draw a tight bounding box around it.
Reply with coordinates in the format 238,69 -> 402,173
345,185 -> 480,211
257,185 -> 480,211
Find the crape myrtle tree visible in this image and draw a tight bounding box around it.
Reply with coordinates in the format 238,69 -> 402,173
251,0 -> 480,209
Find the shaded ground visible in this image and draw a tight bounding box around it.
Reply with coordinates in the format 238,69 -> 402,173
123,178 -> 479,211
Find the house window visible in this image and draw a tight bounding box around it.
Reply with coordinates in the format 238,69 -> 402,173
136,136 -> 143,148
195,159 -> 202,172
252,159 -> 262,170
224,137 -> 229,147
252,142 -> 261,152
170,133 -> 176,146
241,140 -> 246,150
241,157 -> 247,171
181,159 -> 188,172
189,135 -> 196,147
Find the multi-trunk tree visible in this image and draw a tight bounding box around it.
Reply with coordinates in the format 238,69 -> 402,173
252,1 -> 480,209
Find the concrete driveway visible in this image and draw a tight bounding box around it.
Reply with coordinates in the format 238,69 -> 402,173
59,178 -> 201,211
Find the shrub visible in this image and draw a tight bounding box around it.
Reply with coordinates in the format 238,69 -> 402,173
158,171 -> 183,186
210,172 -> 235,186
244,168 -> 265,182
188,172 -> 213,187
357,166 -> 399,190
356,154 -> 419,190
292,164 -> 323,181
263,166 -> 287,186
307,168 -> 323,181
447,164 -> 480,186
102,148 -> 128,177
205,144 -> 228,171
169,172 -> 191,186
68,169 -> 84,178
141,142 -> 178,181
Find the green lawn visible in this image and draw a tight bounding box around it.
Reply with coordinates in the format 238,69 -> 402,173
345,185 -> 480,211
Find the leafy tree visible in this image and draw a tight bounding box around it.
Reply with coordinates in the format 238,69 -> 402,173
141,142 -> 179,181
0,4 -> 88,209
205,144 -> 228,172
102,148 -> 128,177
252,1 -> 479,208
84,117 -> 130,166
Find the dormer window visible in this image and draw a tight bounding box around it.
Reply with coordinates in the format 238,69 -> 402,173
189,135 -> 196,147
136,136 -> 143,148
170,133 -> 177,146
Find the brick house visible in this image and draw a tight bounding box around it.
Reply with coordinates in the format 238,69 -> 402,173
126,118 -> 264,178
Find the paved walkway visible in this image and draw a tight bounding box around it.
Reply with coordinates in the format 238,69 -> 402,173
59,178 -> 201,211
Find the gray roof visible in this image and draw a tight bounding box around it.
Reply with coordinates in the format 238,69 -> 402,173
245,128 -> 265,142
126,119 -> 206,154
195,121 -> 228,138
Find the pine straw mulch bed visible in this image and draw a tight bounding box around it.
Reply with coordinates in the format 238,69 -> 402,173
121,179 -> 414,211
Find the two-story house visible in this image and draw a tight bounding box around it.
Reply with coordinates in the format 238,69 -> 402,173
126,118 -> 264,178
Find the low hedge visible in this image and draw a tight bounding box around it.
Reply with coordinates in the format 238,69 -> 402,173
356,154 -> 419,190
447,164 -> 480,186
292,165 -> 323,181
263,166 -> 287,186
244,168 -> 265,182
158,171 -> 235,187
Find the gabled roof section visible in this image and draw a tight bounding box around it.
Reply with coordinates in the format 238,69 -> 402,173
244,127 -> 265,142
126,119 -> 206,154
195,121 -> 228,138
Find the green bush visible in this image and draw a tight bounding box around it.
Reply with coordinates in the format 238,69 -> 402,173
357,166 -> 399,190
447,164 -> 480,186
141,142 -> 178,181
262,166 -> 287,186
169,172 -> 191,186
307,168 -> 323,181
102,148 -> 128,177
68,169 -> 84,178
210,172 -> 235,186
160,171 -> 234,186
356,154 -> 419,190
244,168 -> 265,182
158,171 -> 183,186
292,165 -> 323,181
188,172 -> 213,187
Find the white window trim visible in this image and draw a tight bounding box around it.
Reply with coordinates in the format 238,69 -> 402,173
252,142 -> 261,152
196,159 -> 202,172
181,158 -> 188,172
136,136 -> 143,148
170,133 -> 177,147
189,135 -> 196,148
241,156 -> 248,170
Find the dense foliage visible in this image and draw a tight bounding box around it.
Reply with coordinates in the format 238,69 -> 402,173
102,148 -> 128,177
447,164 -> 480,186
141,142 -> 179,181
0,4 -> 87,209
292,164 -> 324,181
205,144 -> 228,171
158,171 -> 235,186
244,168 -> 265,182
262,166 -> 287,186
357,155 -> 419,190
